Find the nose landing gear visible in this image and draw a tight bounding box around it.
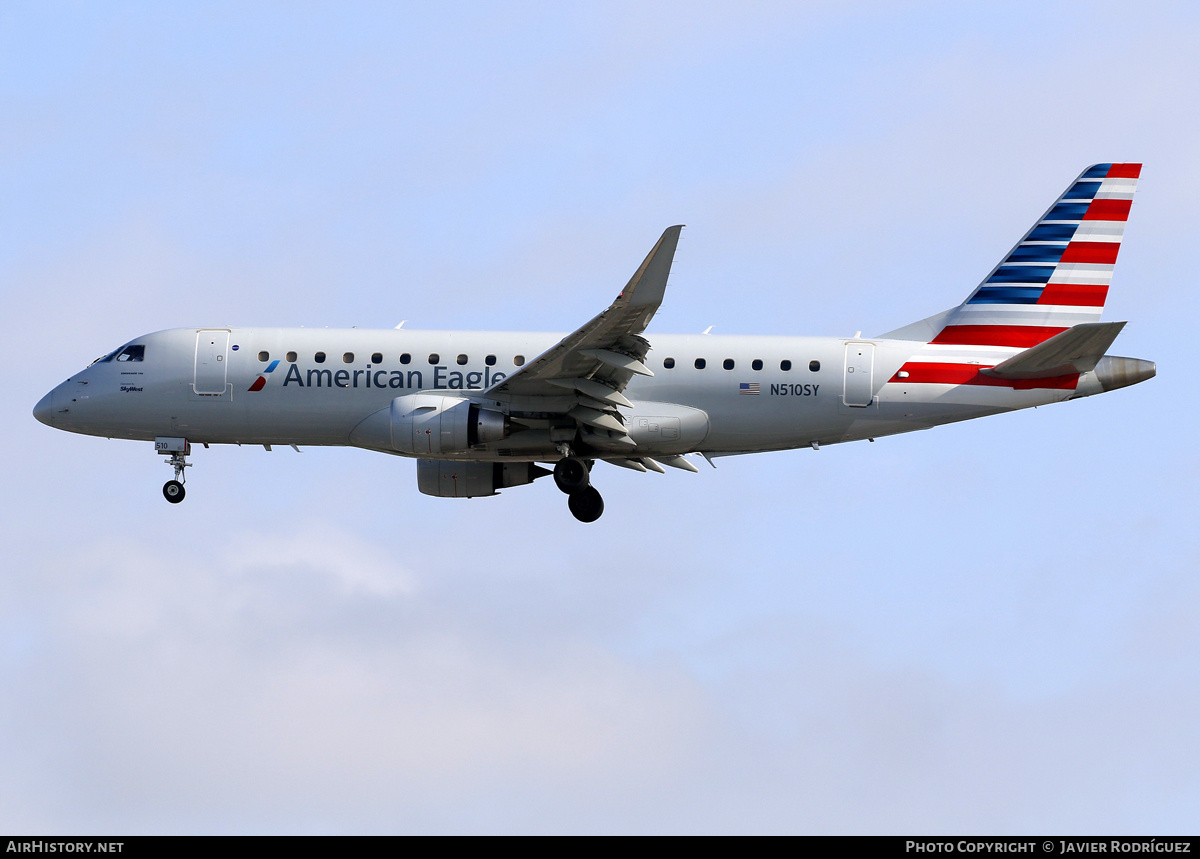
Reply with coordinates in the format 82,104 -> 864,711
155,437 -> 191,504
554,456 -> 604,523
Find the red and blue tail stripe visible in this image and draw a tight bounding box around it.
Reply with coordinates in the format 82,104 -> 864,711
930,163 -> 1140,348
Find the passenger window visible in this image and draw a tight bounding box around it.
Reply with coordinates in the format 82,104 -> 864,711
663,357 -> 675,369
371,352 -> 383,364
429,353 -> 440,365
115,345 -> 145,362
286,351 -> 297,363
752,359 -> 763,371
258,351 -> 270,362
485,355 -> 496,366
314,352 -> 326,364
514,355 -> 525,366
780,360 -> 792,371
457,354 -> 468,365
343,352 -> 354,364
723,359 -> 735,370
809,360 -> 820,372
400,353 -> 411,365
694,358 -> 706,369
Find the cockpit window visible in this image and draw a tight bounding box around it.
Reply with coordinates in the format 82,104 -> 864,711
115,345 -> 145,362
91,349 -> 121,365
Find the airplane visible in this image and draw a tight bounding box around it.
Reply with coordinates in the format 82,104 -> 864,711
33,163 -> 1155,522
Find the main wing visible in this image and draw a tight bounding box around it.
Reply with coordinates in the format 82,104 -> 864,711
485,225 -> 684,450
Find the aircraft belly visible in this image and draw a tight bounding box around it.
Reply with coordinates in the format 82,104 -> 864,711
217,388 -> 386,444
878,382 -> 1072,410
652,383 -> 843,452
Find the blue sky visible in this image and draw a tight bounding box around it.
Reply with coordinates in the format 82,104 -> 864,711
3,1 -> 1198,833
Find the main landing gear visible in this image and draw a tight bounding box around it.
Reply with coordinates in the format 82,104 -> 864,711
156,437 -> 192,504
554,456 -> 604,523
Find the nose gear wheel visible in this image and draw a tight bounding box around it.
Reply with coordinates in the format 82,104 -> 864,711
163,480 -> 185,503
157,440 -> 193,504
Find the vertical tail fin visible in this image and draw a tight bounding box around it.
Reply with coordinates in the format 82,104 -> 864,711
885,164 -> 1141,346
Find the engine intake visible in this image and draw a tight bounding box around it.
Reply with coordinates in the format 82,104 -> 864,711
390,394 -> 509,455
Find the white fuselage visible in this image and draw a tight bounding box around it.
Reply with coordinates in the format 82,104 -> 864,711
36,326 -> 1104,459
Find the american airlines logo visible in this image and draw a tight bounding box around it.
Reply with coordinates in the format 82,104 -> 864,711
247,359 -> 280,391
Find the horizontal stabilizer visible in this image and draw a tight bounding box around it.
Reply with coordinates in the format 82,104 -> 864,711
981,321 -> 1126,380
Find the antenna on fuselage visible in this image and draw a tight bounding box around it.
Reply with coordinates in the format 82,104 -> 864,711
395,320 -> 407,329
702,326 -> 713,335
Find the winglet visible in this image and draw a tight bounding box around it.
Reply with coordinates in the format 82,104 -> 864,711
620,225 -> 684,308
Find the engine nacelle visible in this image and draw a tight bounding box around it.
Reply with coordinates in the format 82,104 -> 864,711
390,394 -> 509,455
416,460 -> 549,498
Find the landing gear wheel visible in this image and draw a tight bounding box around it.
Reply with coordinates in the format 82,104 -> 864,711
159,442 -> 192,502
163,480 -> 186,503
553,457 -> 590,494
568,486 -> 604,523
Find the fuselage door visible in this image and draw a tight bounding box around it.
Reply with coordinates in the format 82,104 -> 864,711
843,342 -> 875,407
194,330 -> 231,395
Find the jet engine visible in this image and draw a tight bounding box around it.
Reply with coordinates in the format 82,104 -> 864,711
416,460 -> 550,498
390,394 -> 509,455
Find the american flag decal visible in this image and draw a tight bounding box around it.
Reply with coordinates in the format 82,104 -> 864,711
739,382 -> 760,395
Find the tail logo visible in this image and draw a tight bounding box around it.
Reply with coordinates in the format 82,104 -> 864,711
932,163 -> 1141,348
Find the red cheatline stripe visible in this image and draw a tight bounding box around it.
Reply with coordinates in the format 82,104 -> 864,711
891,363 -> 979,384
1084,199 -> 1131,221
248,376 -> 266,392
1107,163 -> 1142,179
930,325 -> 1067,347
1060,241 -> 1120,264
1037,283 -> 1109,307
889,363 -> 1079,390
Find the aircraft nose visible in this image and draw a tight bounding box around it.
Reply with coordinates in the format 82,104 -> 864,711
33,390 -> 54,426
